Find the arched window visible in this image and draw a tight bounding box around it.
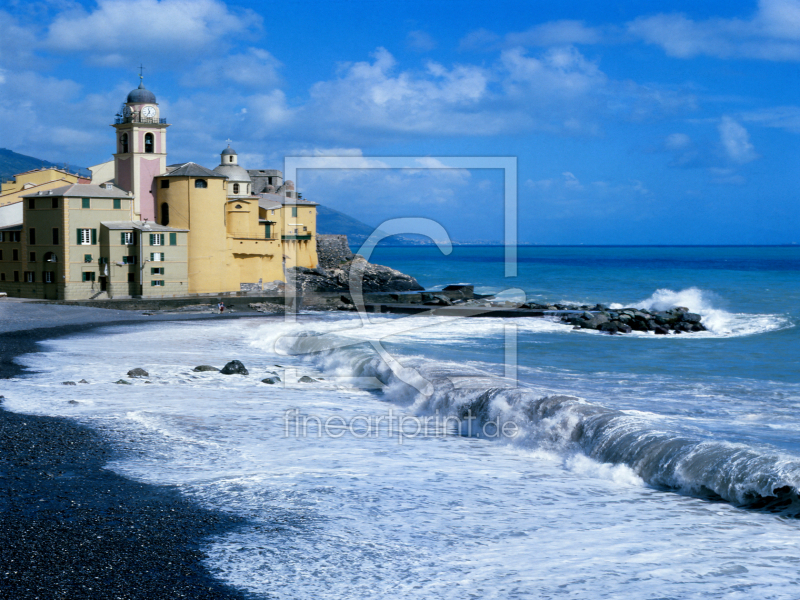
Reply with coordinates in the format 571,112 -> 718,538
120,133 -> 129,154
195,179 -> 207,188
144,133 -> 154,153
229,156 -> 234,163
161,203 -> 170,226
233,183 -> 240,194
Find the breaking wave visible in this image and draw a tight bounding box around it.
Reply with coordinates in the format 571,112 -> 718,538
266,325 -> 800,514
611,287 -> 791,337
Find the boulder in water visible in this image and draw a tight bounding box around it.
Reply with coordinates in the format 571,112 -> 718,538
220,360 -> 248,375
127,368 -> 149,378
193,365 -> 219,372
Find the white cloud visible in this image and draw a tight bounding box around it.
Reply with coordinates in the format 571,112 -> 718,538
740,106 -> 800,133
45,0 -> 258,65
407,30 -> 437,52
664,133 -> 692,150
562,171 -> 583,190
505,20 -> 603,47
181,48 -> 281,89
718,116 -> 758,164
629,0 -> 800,61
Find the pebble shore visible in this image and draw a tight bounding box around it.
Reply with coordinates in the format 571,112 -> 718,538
0,301 -> 260,599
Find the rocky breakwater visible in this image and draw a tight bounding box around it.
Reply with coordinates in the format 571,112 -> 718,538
287,256 -> 424,295
557,305 -> 706,335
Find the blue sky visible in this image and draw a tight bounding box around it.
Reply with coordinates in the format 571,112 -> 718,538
2,0 -> 800,244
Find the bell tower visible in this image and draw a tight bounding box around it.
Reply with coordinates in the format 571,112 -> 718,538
113,73 -> 169,220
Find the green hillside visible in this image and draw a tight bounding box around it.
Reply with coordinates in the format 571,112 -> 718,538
0,148 -> 87,181
316,204 -> 435,246
316,204 -> 377,244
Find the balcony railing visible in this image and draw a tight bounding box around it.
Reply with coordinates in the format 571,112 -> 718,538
114,116 -> 168,125
282,234 -> 312,241
229,232 -> 278,240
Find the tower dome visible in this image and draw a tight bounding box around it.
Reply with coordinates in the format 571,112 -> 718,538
213,144 -> 251,196
127,80 -> 157,104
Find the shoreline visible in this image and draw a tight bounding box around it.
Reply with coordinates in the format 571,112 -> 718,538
0,302 -> 275,599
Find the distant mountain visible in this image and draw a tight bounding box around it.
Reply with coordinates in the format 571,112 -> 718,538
316,204 -> 438,247
0,148 -> 88,181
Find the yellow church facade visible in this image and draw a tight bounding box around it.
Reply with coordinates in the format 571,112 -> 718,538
0,78 -> 317,300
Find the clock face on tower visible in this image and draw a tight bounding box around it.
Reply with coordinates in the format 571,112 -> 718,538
141,106 -> 156,118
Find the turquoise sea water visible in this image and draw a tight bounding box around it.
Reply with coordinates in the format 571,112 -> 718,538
369,245 -> 800,382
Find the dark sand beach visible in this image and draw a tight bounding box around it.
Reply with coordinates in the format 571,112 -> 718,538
0,301 -> 261,599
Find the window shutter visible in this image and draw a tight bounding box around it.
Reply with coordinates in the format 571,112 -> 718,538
169,233 -> 176,246
121,232 -> 125,245
91,229 -> 97,245
150,252 -> 154,261
150,234 -> 154,245
77,229 -> 81,245
151,280 -> 156,286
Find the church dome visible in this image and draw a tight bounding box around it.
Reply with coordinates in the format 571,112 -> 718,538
214,163 -> 251,182
214,144 -> 251,186
127,81 -> 156,104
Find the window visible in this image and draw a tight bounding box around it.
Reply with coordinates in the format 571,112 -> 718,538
13,271 -> 19,282
29,252 -> 35,262
291,207 -> 298,217
28,198 -> 35,210
127,273 -> 135,282
44,252 -> 56,263
8,232 -> 20,242
81,272 -> 95,282
84,254 -> 92,263
264,223 -> 271,238
150,252 -> 164,262
195,179 -> 207,188
44,271 -> 54,283
0,232 -> 4,242
24,271 -> 34,283
271,210 -> 275,215
28,228 -> 35,245
78,229 -> 96,245
150,233 -> 164,246
120,133 -> 129,154
12,249 -> 18,261
51,198 -> 58,209
160,179 -> 169,188
161,203 -> 169,226
0,273 -> 4,281
122,255 -> 137,265
233,183 -> 240,194
52,228 -> 59,245
122,232 -> 134,245
151,267 -> 164,275
151,280 -> 164,287
169,232 -> 177,246
145,133 -> 154,153
0,250 -> 3,260
82,198 -> 90,209
229,156 -> 234,163
113,198 -> 121,209
98,257 -> 108,264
